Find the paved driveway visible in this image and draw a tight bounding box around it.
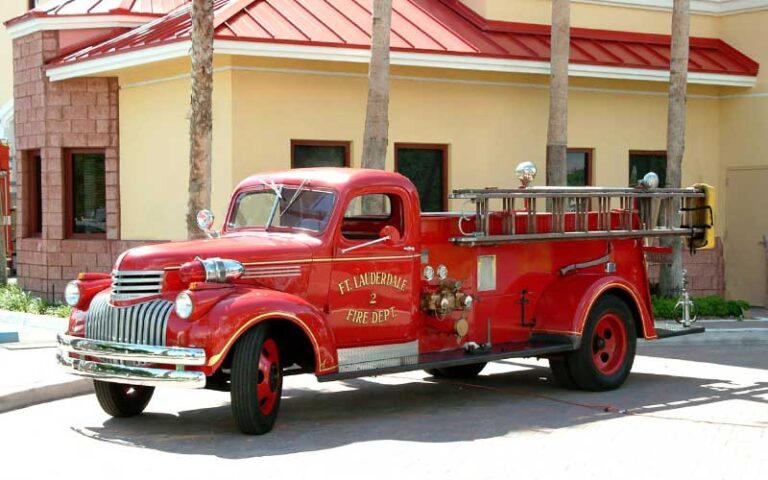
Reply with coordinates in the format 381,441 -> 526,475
3,343 -> 767,479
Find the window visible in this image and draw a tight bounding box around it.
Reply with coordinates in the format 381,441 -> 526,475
566,149 -> 593,186
629,151 -> 667,187
341,193 -> 403,241
395,144 -> 447,213
66,151 -> 106,237
291,140 -> 350,169
229,187 -> 335,233
23,150 -> 42,237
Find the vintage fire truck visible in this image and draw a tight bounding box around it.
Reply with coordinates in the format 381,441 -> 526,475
57,164 -> 713,434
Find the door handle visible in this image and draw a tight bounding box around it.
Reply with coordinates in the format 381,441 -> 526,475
404,246 -> 415,252
760,234 -> 768,247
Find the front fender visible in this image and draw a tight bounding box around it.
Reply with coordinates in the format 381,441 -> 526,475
201,288 -> 337,375
533,274 -> 655,339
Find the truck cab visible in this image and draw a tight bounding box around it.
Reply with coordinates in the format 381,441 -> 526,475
57,166 -> 713,434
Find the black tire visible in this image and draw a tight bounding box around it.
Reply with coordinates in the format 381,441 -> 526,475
548,357 -> 578,389
559,294 -> 637,391
93,381 -> 154,417
231,324 -> 283,435
425,362 -> 487,379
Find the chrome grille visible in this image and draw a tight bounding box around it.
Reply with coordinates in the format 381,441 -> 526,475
111,270 -> 164,301
85,294 -> 173,346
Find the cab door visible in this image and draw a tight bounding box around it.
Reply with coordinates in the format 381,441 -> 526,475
327,189 -> 419,348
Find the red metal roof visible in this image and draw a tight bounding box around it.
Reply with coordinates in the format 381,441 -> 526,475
5,0 -> 187,26
51,0 -> 759,78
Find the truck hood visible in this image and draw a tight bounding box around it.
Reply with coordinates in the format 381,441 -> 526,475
116,232 -> 317,272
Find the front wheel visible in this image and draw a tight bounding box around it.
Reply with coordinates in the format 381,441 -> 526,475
230,324 -> 283,435
549,295 -> 637,391
93,381 -> 154,417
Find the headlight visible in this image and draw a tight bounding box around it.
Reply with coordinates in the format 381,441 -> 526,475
64,281 -> 81,307
175,291 -> 194,320
437,264 -> 448,280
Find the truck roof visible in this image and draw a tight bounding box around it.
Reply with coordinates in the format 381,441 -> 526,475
235,168 -> 415,193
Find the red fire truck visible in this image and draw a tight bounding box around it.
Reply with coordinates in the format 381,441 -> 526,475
57,165 -> 713,434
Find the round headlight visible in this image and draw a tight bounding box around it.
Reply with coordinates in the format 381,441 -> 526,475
175,291 -> 194,320
437,264 -> 448,280
64,281 -> 81,307
423,265 -> 435,281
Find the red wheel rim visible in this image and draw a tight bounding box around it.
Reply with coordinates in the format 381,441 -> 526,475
256,338 -> 280,415
591,313 -> 627,376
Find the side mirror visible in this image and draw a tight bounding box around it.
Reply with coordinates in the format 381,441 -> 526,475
196,209 -> 219,238
380,225 -> 401,245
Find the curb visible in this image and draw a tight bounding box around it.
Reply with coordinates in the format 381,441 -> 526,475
0,378 -> 93,414
643,328 -> 768,346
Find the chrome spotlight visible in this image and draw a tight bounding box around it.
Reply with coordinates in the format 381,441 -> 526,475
515,161 -> 537,188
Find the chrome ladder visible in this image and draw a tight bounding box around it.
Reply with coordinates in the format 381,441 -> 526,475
449,185 -> 710,247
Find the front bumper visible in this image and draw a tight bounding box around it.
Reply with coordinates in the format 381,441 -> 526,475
56,334 -> 207,389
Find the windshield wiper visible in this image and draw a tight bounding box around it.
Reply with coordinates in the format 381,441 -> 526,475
280,178 -> 309,216
264,183 -> 283,230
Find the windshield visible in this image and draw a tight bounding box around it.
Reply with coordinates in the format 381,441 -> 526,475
228,187 -> 336,233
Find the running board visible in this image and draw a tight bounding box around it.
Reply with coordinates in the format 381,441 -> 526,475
655,326 -> 706,339
319,340 -> 575,382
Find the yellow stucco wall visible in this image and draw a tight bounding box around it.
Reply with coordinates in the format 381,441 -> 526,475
116,57 -> 723,241
461,0 -> 720,37
119,59 -> 234,240
717,11 -> 768,299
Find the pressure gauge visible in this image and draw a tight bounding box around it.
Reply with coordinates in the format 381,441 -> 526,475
423,265 -> 435,281
437,264 -> 448,280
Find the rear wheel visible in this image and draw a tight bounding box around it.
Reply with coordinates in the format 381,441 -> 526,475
93,381 -> 154,417
548,357 -> 577,389
231,324 -> 283,435
551,295 -> 637,391
425,362 -> 487,379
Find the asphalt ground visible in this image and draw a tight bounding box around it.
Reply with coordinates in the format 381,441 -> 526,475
1,343 -> 766,480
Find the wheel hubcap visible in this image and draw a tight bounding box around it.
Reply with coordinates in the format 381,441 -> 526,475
592,313 -> 627,376
256,338 -> 280,415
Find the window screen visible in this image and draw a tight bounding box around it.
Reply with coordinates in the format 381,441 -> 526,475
395,146 -> 446,213
566,150 -> 591,186
292,142 -> 349,168
71,152 -> 106,235
629,153 -> 667,187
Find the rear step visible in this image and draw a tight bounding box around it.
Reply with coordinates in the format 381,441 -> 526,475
319,340 -> 574,382
655,326 -> 706,339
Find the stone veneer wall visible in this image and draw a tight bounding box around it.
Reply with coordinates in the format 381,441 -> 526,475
647,237 -> 725,297
12,30 -> 149,301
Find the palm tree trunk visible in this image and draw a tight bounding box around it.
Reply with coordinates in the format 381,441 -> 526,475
361,0 -> 392,171
659,0 -> 690,297
546,0 -> 570,187
186,0 -> 214,239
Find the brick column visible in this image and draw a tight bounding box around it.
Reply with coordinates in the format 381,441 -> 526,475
12,31 -> 126,301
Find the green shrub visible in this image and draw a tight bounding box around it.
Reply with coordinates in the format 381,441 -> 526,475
652,294 -> 750,319
0,283 -> 72,318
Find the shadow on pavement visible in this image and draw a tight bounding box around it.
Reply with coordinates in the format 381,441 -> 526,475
71,362 -> 768,459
